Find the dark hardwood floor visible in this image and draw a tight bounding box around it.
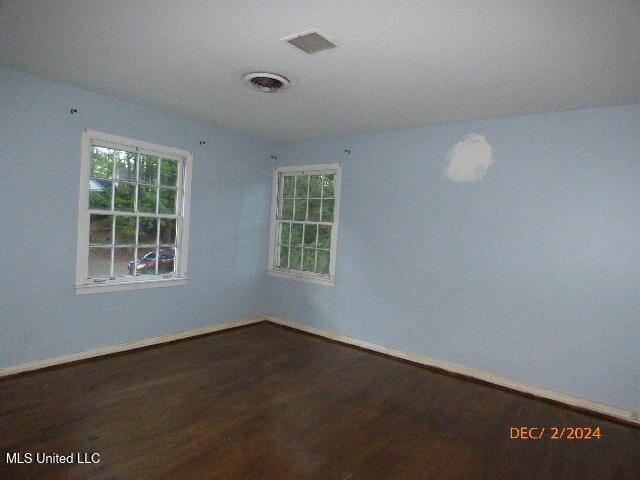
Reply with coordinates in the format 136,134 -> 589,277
1,322 -> 638,479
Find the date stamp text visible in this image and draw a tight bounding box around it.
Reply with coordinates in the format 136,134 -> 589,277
510,426 -> 602,440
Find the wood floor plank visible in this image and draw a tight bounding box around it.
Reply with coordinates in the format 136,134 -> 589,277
1,323 -> 638,479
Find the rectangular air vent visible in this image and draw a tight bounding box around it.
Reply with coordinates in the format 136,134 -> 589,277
282,29 -> 338,55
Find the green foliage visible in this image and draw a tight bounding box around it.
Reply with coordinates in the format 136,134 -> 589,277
283,176 -> 295,197
289,247 -> 302,270
160,219 -> 176,245
281,199 -> 293,220
294,199 -> 306,221
114,183 -> 135,211
295,175 -> 309,197
138,217 -> 158,244
279,245 -> 289,268
317,250 -> 330,274
89,188 -> 111,209
276,222 -> 331,274
303,248 -> 315,271
318,225 -> 331,248
276,171 -> 336,276
309,175 -> 322,197
86,150 -> 183,276
307,199 -> 321,221
139,155 -> 159,184
291,224 -> 303,246
321,199 -> 334,222
160,159 -> 178,186
88,214 -> 174,259
138,185 -> 157,213
115,216 -> 136,245
115,150 -> 137,181
89,215 -> 113,244
304,224 -> 317,247
280,223 -> 290,244
159,187 -> 176,214
90,147 -> 113,179
323,174 -> 335,198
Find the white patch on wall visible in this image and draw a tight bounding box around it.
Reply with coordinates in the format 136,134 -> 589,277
444,134 -> 495,183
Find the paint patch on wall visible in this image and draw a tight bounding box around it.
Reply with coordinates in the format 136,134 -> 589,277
444,134 -> 495,183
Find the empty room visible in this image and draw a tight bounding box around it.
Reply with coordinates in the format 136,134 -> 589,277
1,1 -> 639,479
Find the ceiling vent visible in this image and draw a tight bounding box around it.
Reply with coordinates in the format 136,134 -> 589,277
282,29 -> 338,55
243,72 -> 290,93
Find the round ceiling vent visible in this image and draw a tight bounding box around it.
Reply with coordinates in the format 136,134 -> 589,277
243,72 -> 290,93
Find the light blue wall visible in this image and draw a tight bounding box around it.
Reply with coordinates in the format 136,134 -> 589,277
0,66 -> 273,367
265,105 -> 640,412
2,65 -> 638,413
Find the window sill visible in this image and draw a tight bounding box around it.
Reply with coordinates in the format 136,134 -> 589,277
75,277 -> 188,295
268,269 -> 335,287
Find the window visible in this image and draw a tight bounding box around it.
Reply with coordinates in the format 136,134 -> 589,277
268,163 -> 341,286
75,130 -> 192,294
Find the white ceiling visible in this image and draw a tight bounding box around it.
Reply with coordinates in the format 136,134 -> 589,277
2,1 -> 639,143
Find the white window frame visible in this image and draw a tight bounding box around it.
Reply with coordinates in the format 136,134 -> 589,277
268,163 -> 342,286
75,129 -> 193,294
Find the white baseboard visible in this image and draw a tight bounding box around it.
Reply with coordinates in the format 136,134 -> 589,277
263,314 -> 640,426
2,313 -> 637,426
0,315 -> 264,379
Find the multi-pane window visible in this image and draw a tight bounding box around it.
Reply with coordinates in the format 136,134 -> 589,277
76,130 -> 192,293
269,164 -> 341,285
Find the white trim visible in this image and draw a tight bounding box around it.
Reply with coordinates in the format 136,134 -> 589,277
2,312 -> 638,426
75,277 -> 188,294
275,163 -> 340,174
75,130 -> 91,286
85,129 -> 191,159
87,210 -> 180,219
268,164 -> 341,285
329,163 -> 342,277
267,167 -> 280,274
267,269 -> 335,286
263,315 -> 640,426
179,151 -> 193,279
75,129 -> 192,294
0,316 -> 264,378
